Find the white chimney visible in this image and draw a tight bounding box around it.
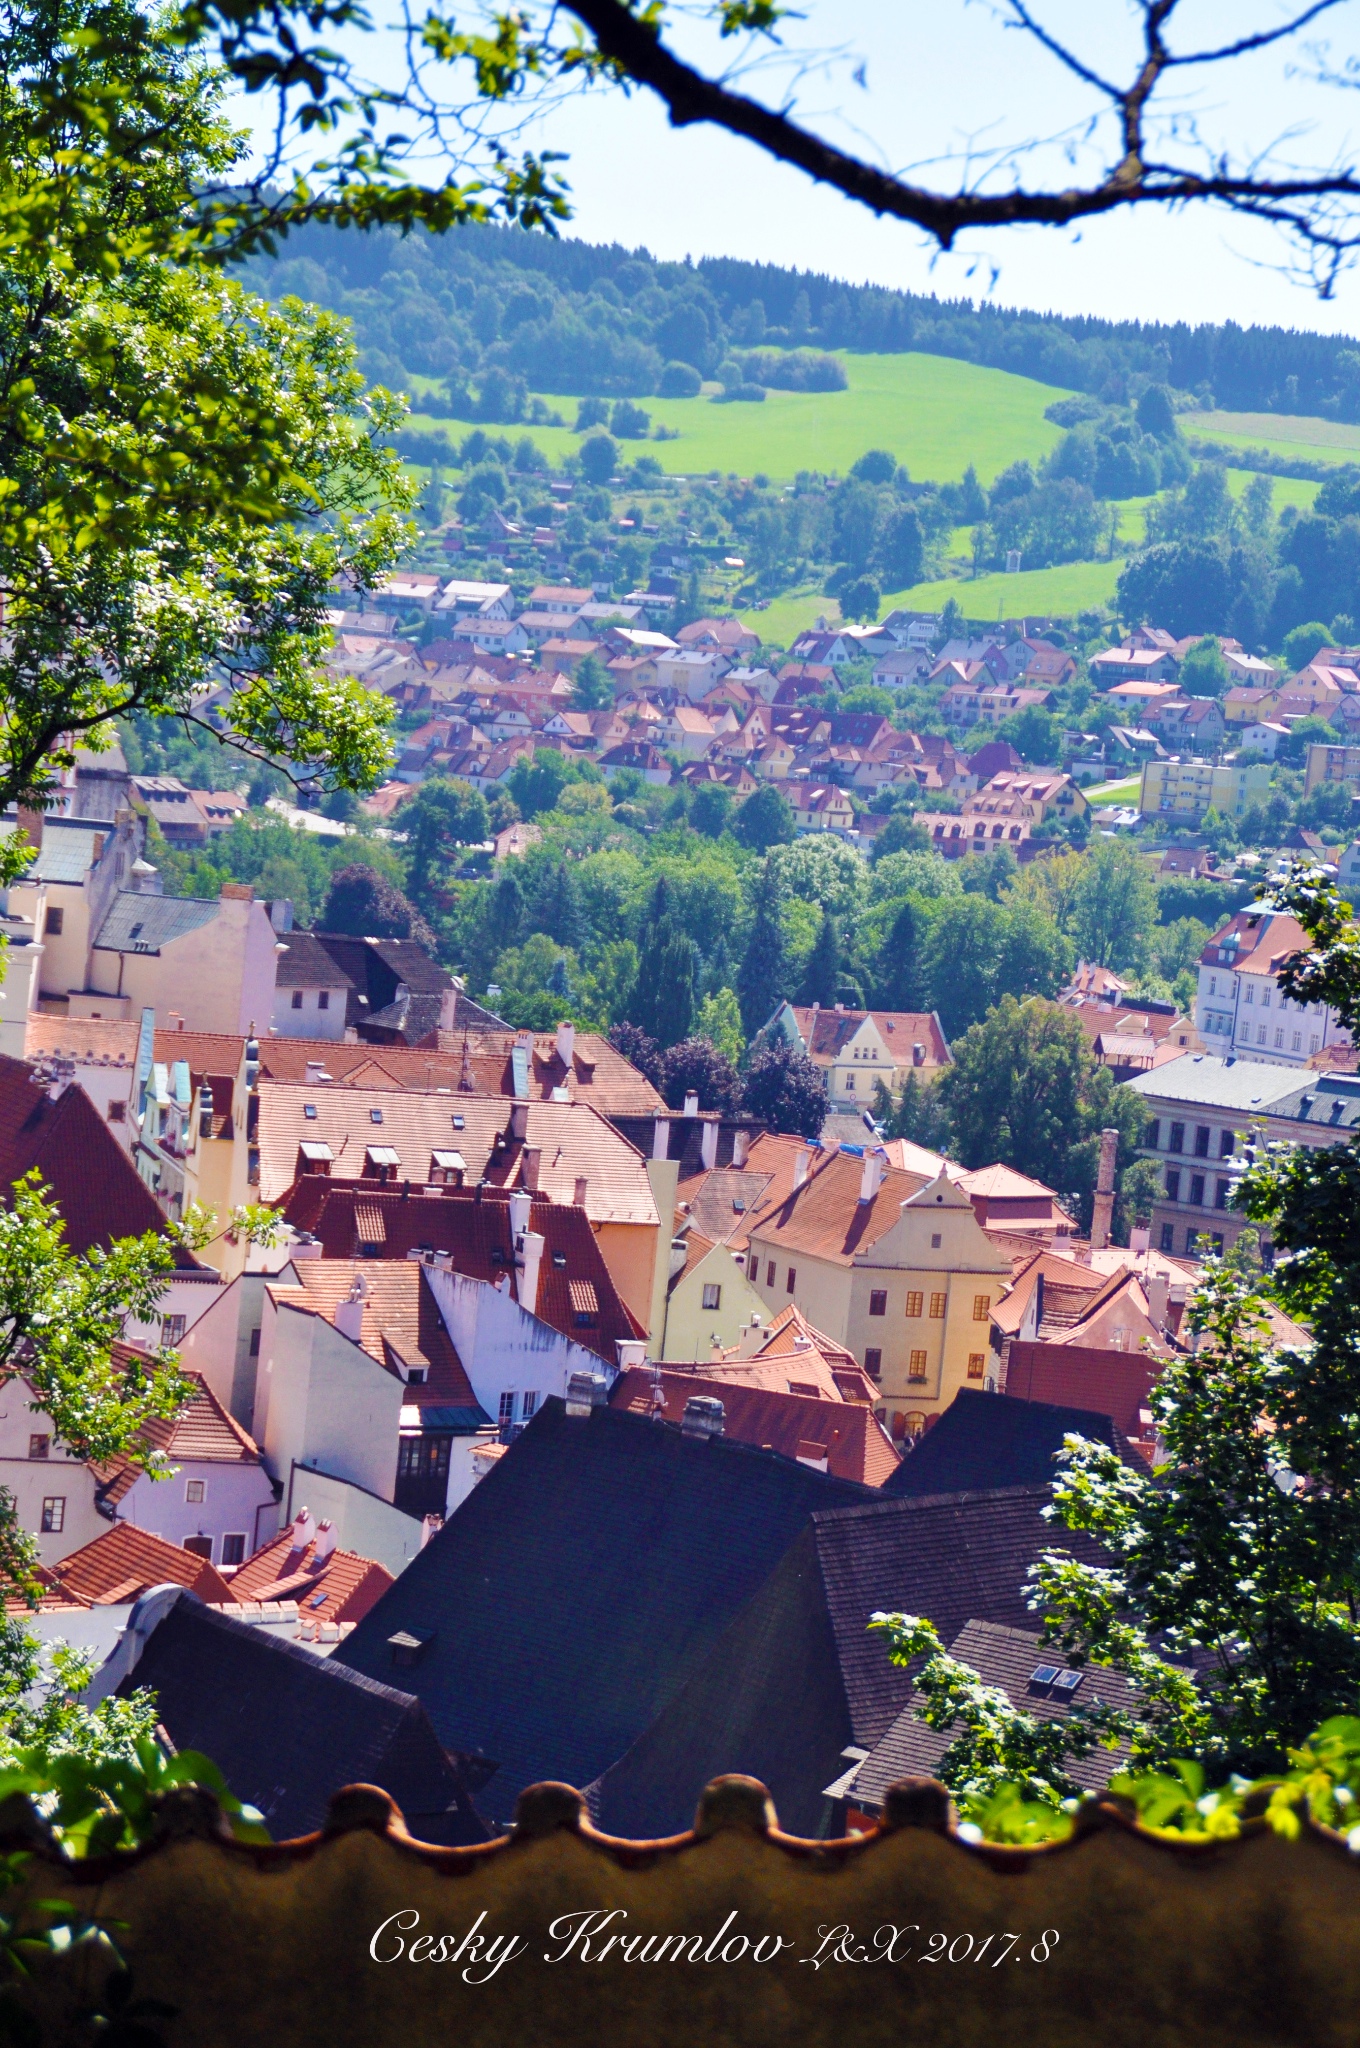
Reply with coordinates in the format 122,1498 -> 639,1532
1090,1125 -> 1119,1252
556,1020 -> 576,1068
1147,1271 -> 1171,1331
732,1129 -> 750,1169
701,1119 -> 719,1169
290,1507 -> 316,1553
334,1274 -> 367,1342
793,1148 -> 811,1189
1130,1224 -> 1151,1257
311,1519 -> 337,1566
683,1091 -> 699,1117
304,1061 -> 327,1086
616,1339 -> 647,1371
519,1230 -> 545,1312
508,1188 -> 533,1240
652,1118 -> 669,1161
859,1150 -> 884,1204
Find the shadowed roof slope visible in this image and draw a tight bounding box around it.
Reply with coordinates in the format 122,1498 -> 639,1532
883,1388 -> 1136,1497
118,1596 -> 489,1843
332,1397 -> 869,1823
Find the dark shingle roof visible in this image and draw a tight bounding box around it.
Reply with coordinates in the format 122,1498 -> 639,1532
332,1399 -> 869,1823
590,1485 -> 1108,1838
118,1596 -> 490,1843
883,1389 -> 1136,1498
93,892 -> 220,954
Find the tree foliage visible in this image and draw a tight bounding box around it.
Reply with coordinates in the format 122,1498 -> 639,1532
739,1039 -> 825,1139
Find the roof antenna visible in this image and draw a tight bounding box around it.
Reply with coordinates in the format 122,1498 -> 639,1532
649,1356 -> 666,1421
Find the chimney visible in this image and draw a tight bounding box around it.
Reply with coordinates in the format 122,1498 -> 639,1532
565,1370 -> 608,1417
519,1230 -> 545,1313
573,1176 -> 588,1207
737,1312 -> 764,1359
683,1091 -> 699,1117
793,1148 -> 811,1189
652,1118 -> 669,1161
1147,1271 -> 1170,1331
912,1042 -> 925,1067
701,1119 -> 719,1169
311,1519 -> 337,1566
732,1128 -> 750,1169
859,1149 -> 884,1204
15,805 -> 43,853
615,1339 -> 647,1371
289,1506 -> 316,1554
681,1395 -> 725,1441
522,1146 -> 541,1192
508,1101 -> 529,1142
1130,1224 -> 1150,1256
1090,1125 -> 1119,1251
555,1020 -> 576,1068
508,1188 -> 532,1240
334,1274 -> 368,1342
419,1513 -> 443,1550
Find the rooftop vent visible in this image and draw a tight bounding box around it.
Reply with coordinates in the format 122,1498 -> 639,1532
565,1370 -> 608,1417
681,1395 -> 725,1441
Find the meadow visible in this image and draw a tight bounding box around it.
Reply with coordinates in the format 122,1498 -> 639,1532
407,351 -> 1075,487
1184,410 -> 1360,464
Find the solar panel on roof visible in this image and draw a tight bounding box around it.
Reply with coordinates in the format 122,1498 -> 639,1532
1052,1669 -> 1083,1695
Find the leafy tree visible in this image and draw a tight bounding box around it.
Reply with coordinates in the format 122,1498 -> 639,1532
531,862 -> 587,951
731,784 -> 795,852
658,1036 -> 741,1113
839,575 -> 880,622
606,1021 -> 662,1087
736,865 -> 789,1036
578,433 -> 618,486
506,747 -> 578,818
937,996 -> 1145,1221
873,898 -> 924,1011
1283,620 -> 1332,671
404,777 -> 490,907
768,835 -> 867,922
570,654 -> 614,710
690,783 -> 735,838
1071,838 -> 1158,971
1179,636 -> 1231,698
921,896 -> 1070,1038
871,813 -> 930,859
740,1040 -> 826,1140
696,988 -> 745,1066
319,864 -> 435,946
873,1069 -> 952,1149
629,881 -> 698,1047
996,705 -> 1060,762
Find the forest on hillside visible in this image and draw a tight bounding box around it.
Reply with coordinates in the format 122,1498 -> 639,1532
240,221 -> 1360,421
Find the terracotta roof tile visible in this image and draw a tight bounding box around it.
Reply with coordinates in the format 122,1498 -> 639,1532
610,1368 -> 900,1486
265,1260 -> 483,1415
226,1531 -> 394,1627
52,1522 -> 233,1605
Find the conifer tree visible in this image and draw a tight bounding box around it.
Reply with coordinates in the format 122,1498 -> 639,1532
737,865 -> 788,1038
799,909 -> 842,1008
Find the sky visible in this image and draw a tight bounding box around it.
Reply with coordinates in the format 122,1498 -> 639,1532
239,0 -> 1360,338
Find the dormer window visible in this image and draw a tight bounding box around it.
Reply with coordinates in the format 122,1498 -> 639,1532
370,1107 -> 384,1124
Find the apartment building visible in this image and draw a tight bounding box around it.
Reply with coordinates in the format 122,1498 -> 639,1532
1138,756 -> 1271,821
1193,907 -> 1348,1067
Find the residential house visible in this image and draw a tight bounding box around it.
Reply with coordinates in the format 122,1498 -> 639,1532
916,811 -> 1033,858
1239,720 -> 1291,758
742,1154 -> 1012,1435
1127,1053 -> 1360,1256
1089,645 -> 1178,684
1138,756 -> 1272,821
45,1523 -> 233,1604
539,637 -> 600,677
130,779 -> 248,848
788,629 -> 860,666
965,769 -> 1088,823
598,741 -> 671,783
1020,643 -> 1078,686
653,705 -> 717,758
940,680 -> 1054,729
135,1026 -> 250,1232
271,933 -> 461,1048
0,1355 -> 274,1569
331,1397 -> 869,1827
1193,906 -> 1349,1066
23,1013 -> 137,1131
430,579 -> 513,621
1305,740 -> 1360,796
226,1508 -> 394,1631
608,1368 -> 899,1486
375,572 -> 442,614
675,617 -> 761,656
1147,697 -> 1227,755
870,647 -> 934,690
764,1002 -> 951,1106
654,649 -> 731,700
789,784 -> 855,833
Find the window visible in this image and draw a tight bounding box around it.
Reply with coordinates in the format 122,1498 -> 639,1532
766,1262 -> 775,1288
1190,1174 -> 1205,1208
249,1326 -> 261,1357
930,1233 -> 942,1249
844,1074 -> 855,1092
318,990 -> 330,1011
370,1107 -> 384,1124
183,1535 -> 213,1561
1168,1122 -> 1185,1153
1208,976 -> 1216,996
1146,1119 -> 1161,1150
1274,1029 -> 1284,1049
27,1435 -> 48,1461
1244,984 -> 1255,1006
1311,1036 -> 1320,1053
1166,1169 -> 1181,1202
1215,1178 -> 1230,1210
701,1283 -> 722,1310
221,1534 -> 246,1568
521,1392 -> 538,1420
864,1348 -> 882,1379
1262,989 -> 1271,1010
1185,1227 -> 1201,1256
1194,1126 -> 1210,1158
929,1291 -> 946,1318
185,1478 -> 205,1504
161,1314 -> 186,1346
1211,1234 -> 1224,1256
107,1100 -> 125,1123
1292,1031 -> 1301,1052
907,1351 -> 928,1382
304,1103 -> 317,1119
869,1290 -> 887,1317
967,1353 -> 985,1381
44,906 -> 63,936
1160,1223 -> 1175,1252
749,1256 -> 759,1280
1257,1025 -> 1267,1044
498,1391 -> 516,1424
1219,1129 -> 1235,1157
905,1291 -> 923,1318
972,1295 -> 990,1322
291,990 -> 303,1010
786,1267 -> 796,1293
40,1498 -> 64,1534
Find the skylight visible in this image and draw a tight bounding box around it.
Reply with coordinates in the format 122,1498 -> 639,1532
1029,1664 -> 1061,1687
370,1107 -> 384,1124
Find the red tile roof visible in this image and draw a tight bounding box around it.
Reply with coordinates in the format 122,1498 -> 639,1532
1003,1339 -> 1163,1449
51,1522 -> 233,1605
225,1528 -> 393,1626
257,1030 -> 663,1115
609,1369 -> 900,1486
265,1260 -> 481,1415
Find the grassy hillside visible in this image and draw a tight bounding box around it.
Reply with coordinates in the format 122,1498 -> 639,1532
1185,409 -> 1360,463
742,561 -> 1123,641
406,351 -> 1074,486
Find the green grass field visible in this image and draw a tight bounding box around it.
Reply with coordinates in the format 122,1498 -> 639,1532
1083,774 -> 1143,805
406,351 -> 1075,487
1185,410 -> 1360,465
741,558 -> 1123,640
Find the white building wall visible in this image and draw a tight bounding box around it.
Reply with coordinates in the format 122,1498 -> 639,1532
254,1301 -> 404,1506
425,1265 -> 618,1428
115,1458 -> 277,1563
